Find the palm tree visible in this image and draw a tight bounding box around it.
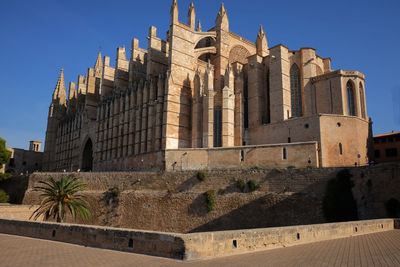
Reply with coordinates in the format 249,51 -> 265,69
30,176 -> 91,223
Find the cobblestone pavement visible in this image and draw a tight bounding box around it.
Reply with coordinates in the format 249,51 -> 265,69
1,231 -> 400,267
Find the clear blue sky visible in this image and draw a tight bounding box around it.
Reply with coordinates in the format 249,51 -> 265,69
0,0 -> 399,150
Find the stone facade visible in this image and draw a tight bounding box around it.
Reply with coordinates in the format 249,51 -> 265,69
43,1 -> 372,171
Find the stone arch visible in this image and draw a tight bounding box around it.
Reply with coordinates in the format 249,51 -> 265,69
195,36 -> 216,49
81,138 -> 93,172
229,45 -> 251,65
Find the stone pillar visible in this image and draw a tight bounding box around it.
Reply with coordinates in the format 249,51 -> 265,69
233,63 -> 244,146
147,77 -> 156,152
128,83 -> 137,155
247,55 -> 265,128
203,65 -> 214,148
300,48 -> 317,117
222,65 -> 235,147
141,81 -> 149,153
191,73 -> 202,148
154,74 -> 164,151
269,45 -> 291,123
123,93 -> 129,156
134,80 -> 143,155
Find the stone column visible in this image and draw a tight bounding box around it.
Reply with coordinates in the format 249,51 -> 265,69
147,77 -> 156,152
154,74 -> 164,151
203,64 -> 214,148
141,81 -> 149,153
134,80 -> 143,155
222,65 -> 235,147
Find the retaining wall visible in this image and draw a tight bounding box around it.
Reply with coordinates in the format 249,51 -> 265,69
0,218 -> 397,260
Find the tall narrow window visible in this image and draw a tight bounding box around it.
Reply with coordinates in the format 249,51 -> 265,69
283,147 -> 287,160
359,82 -> 366,119
290,64 -> 302,117
347,81 -> 356,116
339,143 -> 343,155
214,108 -> 222,147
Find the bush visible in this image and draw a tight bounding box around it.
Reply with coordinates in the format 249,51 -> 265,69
0,173 -> 12,181
247,180 -> 260,192
103,186 -> 120,205
205,190 -> 216,212
196,171 -> 207,182
0,189 -> 9,203
322,169 -> 358,222
237,179 -> 246,192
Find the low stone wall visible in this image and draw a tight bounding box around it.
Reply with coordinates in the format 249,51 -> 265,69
184,219 -> 396,260
0,218 -> 397,260
0,218 -> 186,259
165,142 -> 319,171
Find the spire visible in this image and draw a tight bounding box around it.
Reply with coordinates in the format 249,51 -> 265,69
256,25 -> 269,57
196,20 -> 202,32
171,0 -> 179,24
216,3 -> 229,31
94,51 -> 103,77
52,68 -> 67,105
188,2 -> 195,30
94,50 -> 103,69
68,82 -> 77,100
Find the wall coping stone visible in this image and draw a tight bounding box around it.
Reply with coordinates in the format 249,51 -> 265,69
0,217 -> 398,261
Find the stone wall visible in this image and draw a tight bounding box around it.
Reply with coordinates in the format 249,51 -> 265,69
16,163 -> 400,233
165,142 -> 319,171
0,217 -> 396,260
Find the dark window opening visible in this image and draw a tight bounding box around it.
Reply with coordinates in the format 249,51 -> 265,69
374,150 -> 380,158
283,148 -> 287,160
52,230 -> 56,237
304,124 -> 309,129
232,240 -> 238,248
240,150 -> 244,162
128,238 -> 133,248
339,143 -> 343,155
347,81 -> 356,116
296,233 -> 301,240
214,108 -> 222,147
290,64 -> 302,117
385,148 -> 398,158
22,161 -> 27,166
288,137 -> 291,143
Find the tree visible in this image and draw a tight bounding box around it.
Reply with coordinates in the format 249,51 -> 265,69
0,137 -> 11,166
30,176 -> 91,223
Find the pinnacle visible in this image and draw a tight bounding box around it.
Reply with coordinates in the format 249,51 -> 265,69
196,20 -> 202,31
219,3 -> 226,16
258,25 -> 265,36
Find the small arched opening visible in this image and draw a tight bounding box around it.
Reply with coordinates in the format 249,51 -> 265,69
82,138 -> 93,172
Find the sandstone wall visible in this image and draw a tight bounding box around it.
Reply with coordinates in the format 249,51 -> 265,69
18,163 -> 400,233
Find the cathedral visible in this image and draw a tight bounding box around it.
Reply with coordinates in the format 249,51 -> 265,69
43,1 -> 372,172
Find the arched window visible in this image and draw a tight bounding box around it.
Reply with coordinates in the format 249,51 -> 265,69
346,81 -> 356,116
359,82 -> 366,119
290,64 -> 302,117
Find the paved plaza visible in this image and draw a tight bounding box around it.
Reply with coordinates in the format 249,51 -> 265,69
1,231 -> 400,266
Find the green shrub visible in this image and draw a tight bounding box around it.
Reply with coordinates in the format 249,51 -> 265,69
247,180 -> 260,192
103,186 -> 120,205
0,189 -> 9,203
205,190 -> 216,212
0,173 -> 12,181
196,171 -> 207,182
237,179 -> 246,192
